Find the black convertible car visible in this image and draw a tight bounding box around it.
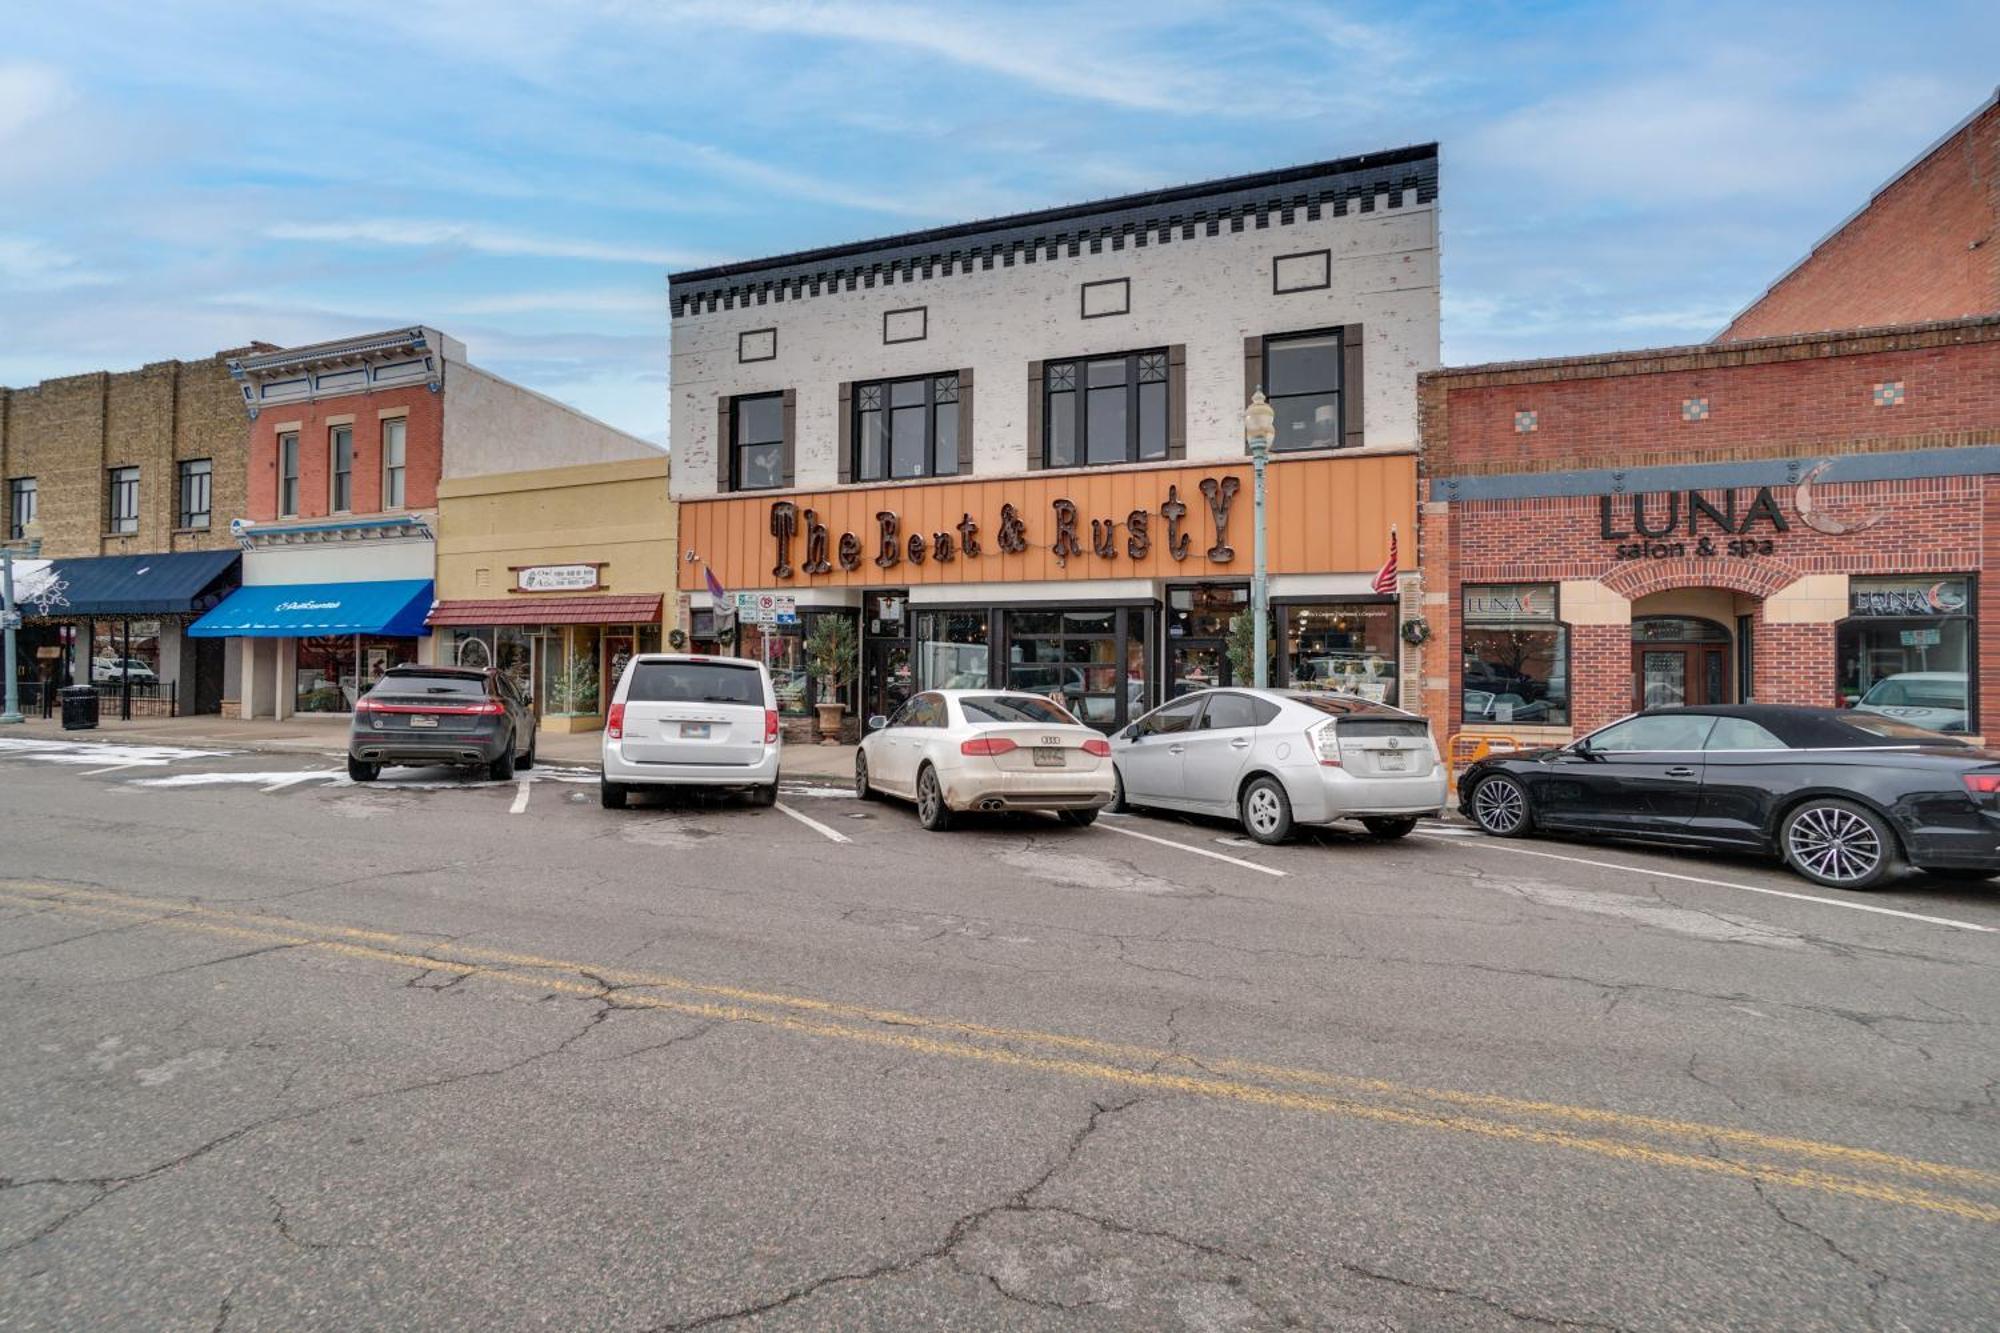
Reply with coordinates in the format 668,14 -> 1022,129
1458,705 -> 2000,889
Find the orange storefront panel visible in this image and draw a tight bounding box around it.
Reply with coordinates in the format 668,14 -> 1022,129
679,454 -> 1415,592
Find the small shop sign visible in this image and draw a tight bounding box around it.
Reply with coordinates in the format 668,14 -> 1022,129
1852,579 -> 1967,617
1462,584 -> 1556,625
514,563 -> 605,593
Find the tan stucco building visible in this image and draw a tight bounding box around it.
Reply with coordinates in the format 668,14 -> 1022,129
427,454 -> 675,733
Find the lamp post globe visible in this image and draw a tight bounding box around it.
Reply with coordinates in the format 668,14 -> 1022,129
1243,390 -> 1276,688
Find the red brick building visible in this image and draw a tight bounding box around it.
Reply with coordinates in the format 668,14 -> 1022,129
1416,317 -> 1999,745
1415,94 -> 2000,747
1719,91 -> 1997,340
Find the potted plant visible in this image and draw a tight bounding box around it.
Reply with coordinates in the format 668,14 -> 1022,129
804,615 -> 858,745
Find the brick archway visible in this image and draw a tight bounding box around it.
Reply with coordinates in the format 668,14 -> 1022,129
1599,558 -> 1800,602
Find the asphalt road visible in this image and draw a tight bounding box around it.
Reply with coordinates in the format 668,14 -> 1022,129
2,734 -> 1997,1331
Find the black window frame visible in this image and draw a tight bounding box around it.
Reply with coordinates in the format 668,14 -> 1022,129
1835,574 -> 1978,732
853,371 -> 960,483
330,425 -> 354,512
730,391 -> 787,493
1459,582 -> 1570,728
7,476 -> 34,541
1041,348 -> 1170,469
1262,326 -> 1347,453
177,458 -> 212,530
107,466 -> 139,535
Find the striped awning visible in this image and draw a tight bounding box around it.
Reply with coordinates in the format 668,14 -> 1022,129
425,594 -> 663,628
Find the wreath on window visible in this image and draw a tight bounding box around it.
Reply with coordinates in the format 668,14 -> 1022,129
667,628 -> 688,649
1400,617 -> 1433,647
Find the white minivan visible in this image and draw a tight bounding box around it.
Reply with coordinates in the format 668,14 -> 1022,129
600,653 -> 781,809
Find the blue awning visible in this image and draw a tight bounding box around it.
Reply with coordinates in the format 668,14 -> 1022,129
188,580 -> 434,638
31,550 -> 240,618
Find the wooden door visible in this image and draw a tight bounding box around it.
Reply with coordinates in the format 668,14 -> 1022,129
1633,645 -> 1730,710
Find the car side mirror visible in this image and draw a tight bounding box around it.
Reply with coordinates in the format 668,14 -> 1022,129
867,714 -> 889,732
1122,725 -> 1140,741
1570,738 -> 1598,761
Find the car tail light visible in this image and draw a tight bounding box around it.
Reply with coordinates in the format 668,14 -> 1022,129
1963,773 -> 2000,795
471,699 -> 505,716
1081,738 -> 1111,757
1312,721 -> 1343,767
961,736 -> 1018,756
353,697 -> 377,713
764,709 -> 780,744
606,702 -> 625,739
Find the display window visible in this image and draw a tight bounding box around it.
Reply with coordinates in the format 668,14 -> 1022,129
1838,576 -> 1974,734
916,610 -> 990,691
1461,583 -> 1569,726
89,619 -> 162,689
296,634 -> 417,712
739,621 -> 807,714
1004,607 -> 1149,729
1278,602 -> 1398,704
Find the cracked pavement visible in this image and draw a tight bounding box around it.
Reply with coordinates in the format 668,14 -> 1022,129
0,747 -> 1997,1329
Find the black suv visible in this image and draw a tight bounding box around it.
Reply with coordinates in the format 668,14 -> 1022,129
348,665 -> 537,782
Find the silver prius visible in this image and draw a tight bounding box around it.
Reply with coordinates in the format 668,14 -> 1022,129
1109,688 -> 1449,844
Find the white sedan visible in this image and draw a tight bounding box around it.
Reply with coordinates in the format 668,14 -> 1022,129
855,689 -> 1116,832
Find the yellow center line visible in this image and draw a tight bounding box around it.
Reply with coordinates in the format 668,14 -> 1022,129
4,880 -> 1998,1220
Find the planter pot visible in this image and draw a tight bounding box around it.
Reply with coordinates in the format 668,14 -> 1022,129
815,702 -> 847,745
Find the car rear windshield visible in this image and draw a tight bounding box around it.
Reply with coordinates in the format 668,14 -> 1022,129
960,695 -> 1075,725
372,673 -> 486,697
1287,693 -> 1409,720
1334,717 -> 1430,739
626,660 -> 763,705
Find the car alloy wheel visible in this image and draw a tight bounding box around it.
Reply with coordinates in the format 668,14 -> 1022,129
1472,775 -> 1529,836
855,753 -> 873,800
1783,801 -> 1891,887
1239,777 -> 1293,845
916,766 -> 953,832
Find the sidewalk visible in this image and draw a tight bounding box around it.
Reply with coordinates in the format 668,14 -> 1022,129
2,712 -> 859,778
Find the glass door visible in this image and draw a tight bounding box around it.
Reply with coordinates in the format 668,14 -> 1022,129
1169,640 -> 1230,697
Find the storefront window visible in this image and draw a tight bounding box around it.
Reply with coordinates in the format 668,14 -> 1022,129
496,626 -> 533,699
296,636 -> 356,712
360,635 -> 416,692
740,622 -> 807,714
451,628 -> 495,669
1462,584 -> 1569,726
1168,584 -> 1247,637
916,611 -> 990,690
1279,602 -> 1397,704
89,619 -> 162,688
1838,577 -> 1974,733
1006,607 -> 1147,729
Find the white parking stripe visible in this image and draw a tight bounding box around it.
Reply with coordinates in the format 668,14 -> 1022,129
1096,822 -> 1286,877
510,779 -> 532,815
775,801 -> 852,844
1417,835 -> 1996,933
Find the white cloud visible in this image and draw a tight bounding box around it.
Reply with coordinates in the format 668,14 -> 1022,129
0,234 -> 111,290
263,219 -> 716,267
0,62 -> 71,140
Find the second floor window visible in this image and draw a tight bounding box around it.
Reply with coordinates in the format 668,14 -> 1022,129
731,393 -> 785,491
856,373 -> 958,482
7,477 -> 34,540
331,425 -> 354,511
382,418 -> 407,509
279,432 -> 300,516
178,459 -> 212,529
1044,350 -> 1168,468
108,467 -> 139,534
1264,329 -> 1345,451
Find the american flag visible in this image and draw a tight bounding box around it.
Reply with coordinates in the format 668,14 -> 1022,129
1371,526 -> 1399,596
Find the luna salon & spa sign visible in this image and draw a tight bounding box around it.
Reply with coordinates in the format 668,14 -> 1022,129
1598,462 -> 1884,561
765,479 -> 1243,580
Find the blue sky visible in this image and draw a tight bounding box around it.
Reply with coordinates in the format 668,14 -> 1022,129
3,2 -> 1996,444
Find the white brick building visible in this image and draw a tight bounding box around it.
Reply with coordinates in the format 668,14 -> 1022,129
669,146 -> 1440,734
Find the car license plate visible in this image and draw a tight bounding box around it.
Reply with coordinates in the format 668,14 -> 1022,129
1034,747 -> 1065,767
1376,750 -> 1408,771
409,715 -> 439,728
680,721 -> 711,739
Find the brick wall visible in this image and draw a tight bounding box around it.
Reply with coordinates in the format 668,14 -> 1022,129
0,351 -> 256,559
1720,100 -> 1997,340
245,385 -> 443,522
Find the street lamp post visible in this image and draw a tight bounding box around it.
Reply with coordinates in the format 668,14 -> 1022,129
1243,390 -> 1277,688
1,524 -> 43,725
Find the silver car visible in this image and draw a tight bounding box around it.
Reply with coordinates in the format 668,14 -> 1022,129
1109,689 -> 1448,844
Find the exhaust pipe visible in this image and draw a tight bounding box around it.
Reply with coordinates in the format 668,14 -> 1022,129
979,799 -> 1004,811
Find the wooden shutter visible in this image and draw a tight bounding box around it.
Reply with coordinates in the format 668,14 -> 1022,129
1342,325 -> 1365,450
780,388 -> 797,487
1166,344 -> 1187,460
956,368 -> 975,474
1025,360 -> 1044,470
837,382 -> 853,485
715,396 -> 731,491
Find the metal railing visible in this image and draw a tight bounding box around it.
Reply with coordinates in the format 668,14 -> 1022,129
1445,731 -> 1524,781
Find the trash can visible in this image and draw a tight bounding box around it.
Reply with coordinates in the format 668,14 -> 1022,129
60,685 -> 99,731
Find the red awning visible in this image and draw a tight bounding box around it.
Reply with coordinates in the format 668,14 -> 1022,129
426,595 -> 663,628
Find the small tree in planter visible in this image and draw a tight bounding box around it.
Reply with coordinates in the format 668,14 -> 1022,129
804,615 -> 859,744
1226,611 -> 1271,686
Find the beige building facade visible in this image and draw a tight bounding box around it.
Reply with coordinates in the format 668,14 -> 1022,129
427,455 -> 675,733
